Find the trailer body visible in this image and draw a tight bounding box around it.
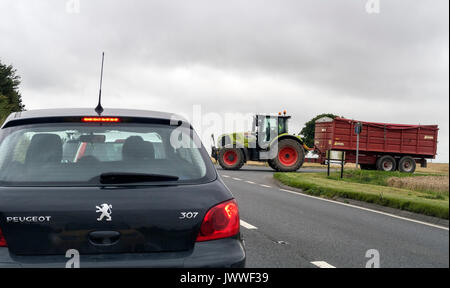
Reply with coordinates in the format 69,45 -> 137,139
313,117 -> 439,172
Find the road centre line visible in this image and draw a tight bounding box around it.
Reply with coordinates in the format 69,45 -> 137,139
311,261 -> 336,268
240,220 -> 258,230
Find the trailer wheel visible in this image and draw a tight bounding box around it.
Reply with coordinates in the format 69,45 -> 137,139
376,155 -> 397,172
398,156 -> 416,173
218,148 -> 244,170
271,139 -> 305,172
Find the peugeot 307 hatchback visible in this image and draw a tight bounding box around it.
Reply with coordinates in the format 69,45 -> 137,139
0,108 -> 245,268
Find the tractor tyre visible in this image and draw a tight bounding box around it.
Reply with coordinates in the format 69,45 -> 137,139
271,139 -> 305,172
218,148 -> 245,170
267,159 -> 279,171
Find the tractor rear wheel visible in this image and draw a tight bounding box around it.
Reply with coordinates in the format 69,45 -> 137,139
218,148 -> 245,170
270,139 -> 305,172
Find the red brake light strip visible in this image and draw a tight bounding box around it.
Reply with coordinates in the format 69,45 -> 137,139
82,117 -> 120,123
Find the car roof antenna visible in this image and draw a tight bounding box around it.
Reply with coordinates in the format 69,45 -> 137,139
95,52 -> 105,115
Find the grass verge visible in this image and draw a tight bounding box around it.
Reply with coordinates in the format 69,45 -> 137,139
274,171 -> 449,219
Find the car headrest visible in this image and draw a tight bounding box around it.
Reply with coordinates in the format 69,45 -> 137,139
122,136 -> 155,161
25,134 -> 62,165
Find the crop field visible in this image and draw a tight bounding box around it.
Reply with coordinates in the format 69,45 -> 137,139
387,176 -> 448,197
274,167 -> 449,219
416,163 -> 449,174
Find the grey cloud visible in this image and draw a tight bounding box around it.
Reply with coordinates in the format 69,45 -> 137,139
0,0 -> 448,161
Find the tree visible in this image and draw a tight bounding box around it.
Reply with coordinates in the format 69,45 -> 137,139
0,60 -> 25,124
300,113 -> 341,149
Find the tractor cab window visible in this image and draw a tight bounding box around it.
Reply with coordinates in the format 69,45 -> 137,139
255,116 -> 278,148
262,117 -> 277,142
278,117 -> 288,135
255,115 -> 290,149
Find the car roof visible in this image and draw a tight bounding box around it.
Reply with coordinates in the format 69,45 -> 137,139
2,108 -> 187,128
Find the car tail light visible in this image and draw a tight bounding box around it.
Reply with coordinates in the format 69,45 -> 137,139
82,117 -> 120,122
0,227 -> 7,247
196,199 -> 240,242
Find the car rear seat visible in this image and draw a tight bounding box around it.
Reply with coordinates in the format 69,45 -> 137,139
122,136 -> 155,162
25,134 -> 63,166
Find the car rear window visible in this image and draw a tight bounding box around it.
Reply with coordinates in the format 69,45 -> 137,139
0,122 -> 216,186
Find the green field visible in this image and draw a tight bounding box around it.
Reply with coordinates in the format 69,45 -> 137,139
274,170 -> 449,219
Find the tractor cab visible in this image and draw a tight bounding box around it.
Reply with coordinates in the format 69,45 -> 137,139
253,112 -> 290,149
212,110 -> 305,172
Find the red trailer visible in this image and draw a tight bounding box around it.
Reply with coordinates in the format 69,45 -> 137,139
313,117 -> 439,173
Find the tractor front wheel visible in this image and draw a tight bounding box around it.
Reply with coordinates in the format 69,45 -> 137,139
218,148 -> 245,170
267,160 -> 277,171
269,139 -> 305,172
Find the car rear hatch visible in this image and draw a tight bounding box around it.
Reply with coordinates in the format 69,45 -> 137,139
0,115 -> 226,256
0,181 -> 229,256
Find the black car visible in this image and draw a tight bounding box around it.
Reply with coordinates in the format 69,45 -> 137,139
0,108 -> 245,268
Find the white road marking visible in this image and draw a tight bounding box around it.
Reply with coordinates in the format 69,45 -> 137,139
260,184 -> 271,188
245,181 -> 256,184
232,177 -> 242,181
222,175 -> 230,178
311,261 -> 336,268
240,220 -> 258,230
279,189 -> 449,231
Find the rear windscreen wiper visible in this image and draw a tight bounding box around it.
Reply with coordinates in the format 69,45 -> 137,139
98,172 -> 179,184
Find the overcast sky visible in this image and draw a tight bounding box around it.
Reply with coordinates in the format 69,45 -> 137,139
1,0 -> 448,161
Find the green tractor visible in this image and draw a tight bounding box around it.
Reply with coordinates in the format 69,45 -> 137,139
211,112 -> 310,172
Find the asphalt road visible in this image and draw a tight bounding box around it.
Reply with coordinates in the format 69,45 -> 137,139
218,165 -> 450,268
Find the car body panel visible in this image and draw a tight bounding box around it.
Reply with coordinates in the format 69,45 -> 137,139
2,108 -> 184,129
0,180 -> 232,256
0,238 -> 245,268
